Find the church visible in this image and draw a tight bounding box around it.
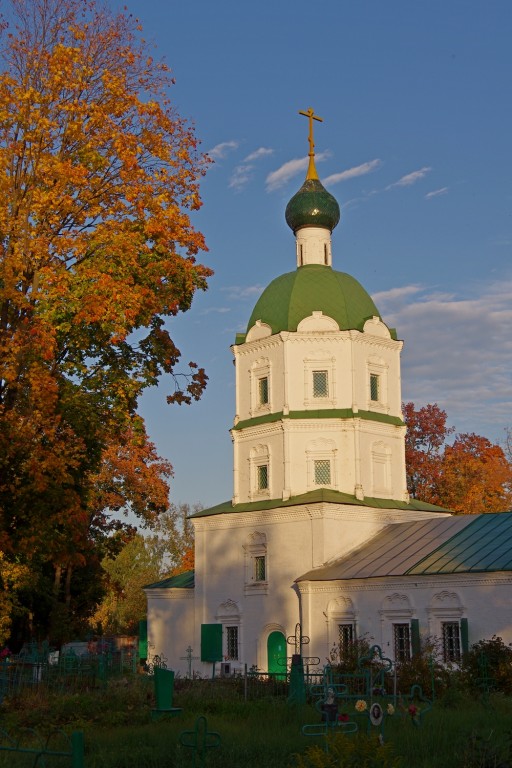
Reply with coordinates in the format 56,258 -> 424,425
145,111 -> 512,677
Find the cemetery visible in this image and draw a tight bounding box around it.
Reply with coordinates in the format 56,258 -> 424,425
1,634 -> 512,767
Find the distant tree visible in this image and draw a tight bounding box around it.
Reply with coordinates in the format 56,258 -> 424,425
403,402 -> 454,502
152,502 -> 198,575
0,0 -> 211,643
438,433 -> 512,515
92,533 -> 162,636
404,403 -> 512,514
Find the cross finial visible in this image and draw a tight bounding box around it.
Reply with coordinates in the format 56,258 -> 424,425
299,107 -> 323,180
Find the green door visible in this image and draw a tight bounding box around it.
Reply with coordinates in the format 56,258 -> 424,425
267,631 -> 286,676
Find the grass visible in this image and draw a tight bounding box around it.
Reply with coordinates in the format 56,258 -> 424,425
1,676 -> 512,767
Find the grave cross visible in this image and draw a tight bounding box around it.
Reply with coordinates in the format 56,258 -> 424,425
179,715 -> 221,768
287,622 -> 310,656
180,645 -> 199,679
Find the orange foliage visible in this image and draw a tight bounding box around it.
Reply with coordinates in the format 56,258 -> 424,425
404,403 -> 512,514
0,0 -> 210,640
172,546 -> 195,576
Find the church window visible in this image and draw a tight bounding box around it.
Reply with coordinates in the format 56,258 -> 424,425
313,370 -> 328,398
337,624 -> 354,656
314,459 -> 331,485
258,376 -> 269,405
254,555 -> 266,582
393,623 -> 411,662
442,622 -> 461,663
244,532 -> 268,595
324,243 -> 328,265
257,464 -> 268,490
226,626 -> 239,660
370,373 -> 379,402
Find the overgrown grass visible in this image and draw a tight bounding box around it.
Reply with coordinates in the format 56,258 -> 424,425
1,677 -> 512,767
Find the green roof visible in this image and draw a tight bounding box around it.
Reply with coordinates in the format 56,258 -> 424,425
239,265 -> 393,342
190,489 -> 449,519
285,177 -> 340,233
406,513 -> 512,575
144,570 -> 195,589
232,408 -> 404,431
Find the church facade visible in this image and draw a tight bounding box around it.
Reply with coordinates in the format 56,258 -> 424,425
145,114 -> 512,676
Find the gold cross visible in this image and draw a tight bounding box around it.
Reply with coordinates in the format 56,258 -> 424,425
299,107 -> 323,180
299,107 -> 323,158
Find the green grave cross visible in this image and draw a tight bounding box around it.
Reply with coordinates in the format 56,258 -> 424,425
179,716 -> 221,768
180,646 -> 199,679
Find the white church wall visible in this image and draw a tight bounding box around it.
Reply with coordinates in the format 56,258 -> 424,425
146,589 -> 195,669
298,572 -> 512,666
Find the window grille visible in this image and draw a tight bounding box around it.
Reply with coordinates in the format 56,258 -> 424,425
258,376 -> 269,405
226,626 -> 239,660
257,464 -> 268,490
313,370 -> 328,398
338,624 -> 354,656
254,555 -> 266,582
393,623 -> 411,662
314,459 -> 331,485
442,622 -> 461,663
370,373 -> 379,402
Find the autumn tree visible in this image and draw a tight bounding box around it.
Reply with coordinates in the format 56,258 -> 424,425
439,433 -> 512,515
404,403 -> 512,514
92,502 -> 199,635
0,0 -> 211,643
152,502 -> 198,575
403,401 -> 454,501
92,533 -> 163,636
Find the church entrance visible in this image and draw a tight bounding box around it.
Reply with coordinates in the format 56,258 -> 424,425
267,631 -> 286,676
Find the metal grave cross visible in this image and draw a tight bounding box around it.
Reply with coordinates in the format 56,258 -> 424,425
287,622 -> 310,656
180,645 -> 199,679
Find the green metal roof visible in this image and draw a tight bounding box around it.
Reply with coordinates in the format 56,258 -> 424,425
232,408 -> 404,431
189,489 -> 449,519
297,512 -> 512,582
406,513 -> 512,575
240,265 -> 393,342
144,570 -> 195,589
285,177 -> 340,233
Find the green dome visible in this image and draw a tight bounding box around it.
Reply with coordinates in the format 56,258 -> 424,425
245,264 -> 385,337
285,178 -> 340,233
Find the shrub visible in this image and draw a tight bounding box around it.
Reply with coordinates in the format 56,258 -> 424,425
461,636 -> 512,696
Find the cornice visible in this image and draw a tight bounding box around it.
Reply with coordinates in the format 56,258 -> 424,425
296,572 -> 512,594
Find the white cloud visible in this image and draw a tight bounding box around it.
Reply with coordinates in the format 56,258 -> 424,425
229,148 -> 275,191
200,307 -> 231,315
386,166 -> 432,190
374,279 -> 512,441
229,164 -> 252,191
244,147 -> 274,163
222,284 -> 265,299
265,151 -> 331,192
425,187 -> 449,199
208,140 -> 239,160
323,159 -> 382,187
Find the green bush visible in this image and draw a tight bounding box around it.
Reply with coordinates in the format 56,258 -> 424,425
461,636 -> 512,696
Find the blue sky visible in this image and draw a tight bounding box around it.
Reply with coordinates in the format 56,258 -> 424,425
117,0 -> 511,510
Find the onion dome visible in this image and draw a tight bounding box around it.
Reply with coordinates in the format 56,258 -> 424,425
285,177 -> 340,233
285,106 -> 340,233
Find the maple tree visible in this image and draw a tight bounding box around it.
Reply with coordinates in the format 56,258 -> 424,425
0,0 -> 211,643
404,402 -> 512,514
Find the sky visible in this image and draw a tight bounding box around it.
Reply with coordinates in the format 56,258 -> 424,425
114,0 -> 511,511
